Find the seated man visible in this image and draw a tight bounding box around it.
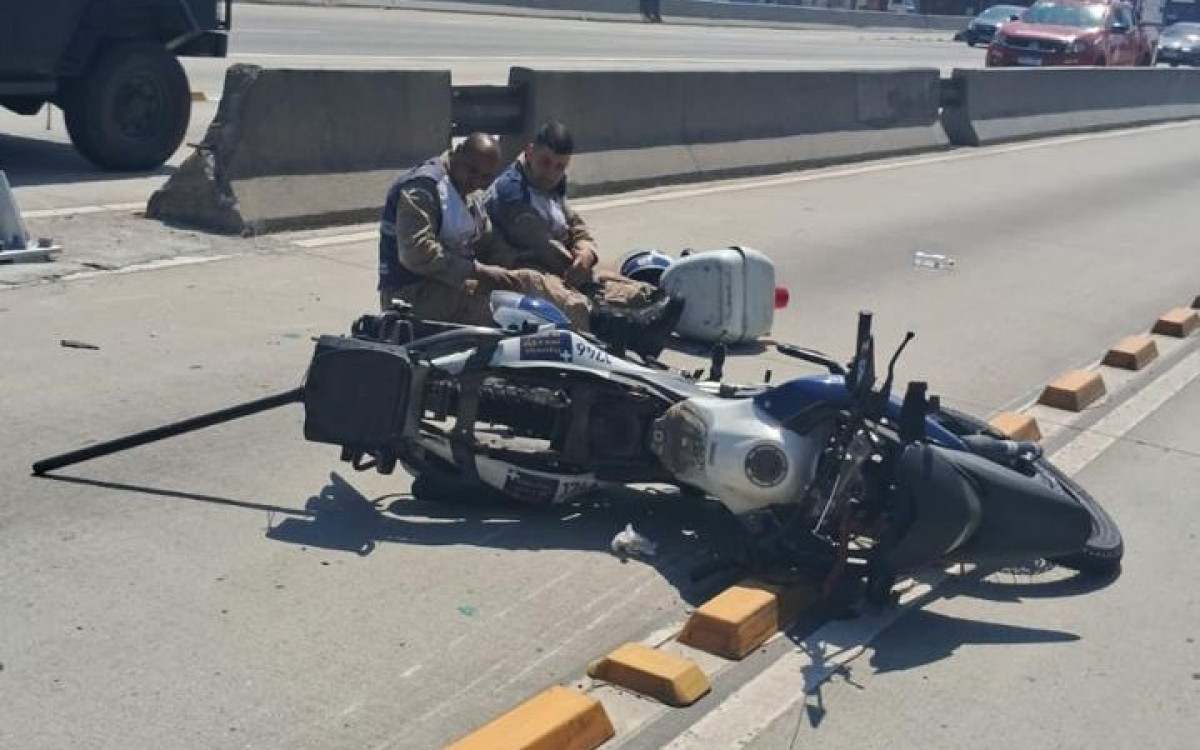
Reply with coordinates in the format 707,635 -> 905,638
377,133 -> 591,330
484,121 -> 681,357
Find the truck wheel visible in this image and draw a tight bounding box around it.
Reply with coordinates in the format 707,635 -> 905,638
63,42 -> 191,171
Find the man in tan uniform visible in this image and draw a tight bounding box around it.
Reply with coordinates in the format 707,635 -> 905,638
376,133 -> 591,330
484,121 -> 681,358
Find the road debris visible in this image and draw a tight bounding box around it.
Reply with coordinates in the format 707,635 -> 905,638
611,523 -> 658,559
60,339 -> 100,351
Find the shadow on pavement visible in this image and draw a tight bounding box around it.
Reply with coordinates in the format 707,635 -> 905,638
0,133 -> 175,188
265,471 -> 747,606
36,473 -> 316,518
865,607 -> 1079,674
663,336 -> 769,359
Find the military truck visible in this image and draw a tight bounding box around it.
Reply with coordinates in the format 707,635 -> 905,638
0,1 -> 231,171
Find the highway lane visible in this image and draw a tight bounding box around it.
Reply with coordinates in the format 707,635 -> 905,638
2,121 -> 1198,749
0,2 -> 979,212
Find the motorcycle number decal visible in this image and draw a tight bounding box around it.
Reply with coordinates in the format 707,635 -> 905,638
574,341 -> 612,365
502,469 -> 560,504
519,331 -> 573,363
560,479 -> 599,499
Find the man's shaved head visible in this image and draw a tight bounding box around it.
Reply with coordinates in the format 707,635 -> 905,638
449,132 -> 502,195
456,132 -> 501,159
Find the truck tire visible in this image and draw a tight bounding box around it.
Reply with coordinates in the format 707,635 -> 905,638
63,42 -> 191,171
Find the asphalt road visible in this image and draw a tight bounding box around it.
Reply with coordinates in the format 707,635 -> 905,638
0,2 -> 978,212
2,120 -> 1198,748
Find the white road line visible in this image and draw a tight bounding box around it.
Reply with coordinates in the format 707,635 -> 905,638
575,120 -> 1200,212
292,230 -> 378,248
230,52 -> 913,65
656,344 -> 1200,750
63,255 -> 234,281
1049,350 -> 1200,476
22,202 -> 144,219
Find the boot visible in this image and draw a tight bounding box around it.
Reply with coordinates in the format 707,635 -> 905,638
589,289 -> 684,361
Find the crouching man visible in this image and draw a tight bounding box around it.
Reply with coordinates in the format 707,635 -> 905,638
377,133 -> 591,330
484,121 -> 682,358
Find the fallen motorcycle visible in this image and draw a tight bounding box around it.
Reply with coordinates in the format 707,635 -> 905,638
32,292 -> 1123,603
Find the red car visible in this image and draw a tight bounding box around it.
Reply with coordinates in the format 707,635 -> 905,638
986,0 -> 1158,67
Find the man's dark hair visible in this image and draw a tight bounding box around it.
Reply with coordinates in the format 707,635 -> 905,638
533,120 -> 574,156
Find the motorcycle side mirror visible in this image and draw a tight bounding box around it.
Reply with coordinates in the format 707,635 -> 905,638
878,331 -> 916,406
899,381 -> 929,443
847,310 -> 876,399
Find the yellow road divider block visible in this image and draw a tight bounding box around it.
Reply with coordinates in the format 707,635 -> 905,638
190,91 -> 207,102
678,579 -> 818,660
445,686 -> 614,750
587,643 -> 711,707
987,411 -> 1042,442
1037,370 -> 1106,412
1152,308 -> 1199,338
1102,335 -> 1159,371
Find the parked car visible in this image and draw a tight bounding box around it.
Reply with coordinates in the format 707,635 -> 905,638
986,0 -> 1158,67
1156,21 -> 1200,65
963,4 -> 1029,46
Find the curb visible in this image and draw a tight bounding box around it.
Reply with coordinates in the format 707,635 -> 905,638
445,686 -> 615,750
991,297 -> 1200,442
586,643 -> 710,707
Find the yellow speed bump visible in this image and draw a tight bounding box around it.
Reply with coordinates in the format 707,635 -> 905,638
444,686 -> 614,750
678,579 -> 817,660
1037,370 -> 1106,412
1152,308 -> 1199,338
1102,335 -> 1159,371
987,411 -> 1042,442
587,643 -> 710,707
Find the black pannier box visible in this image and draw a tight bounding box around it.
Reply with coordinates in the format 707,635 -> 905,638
303,336 -> 412,451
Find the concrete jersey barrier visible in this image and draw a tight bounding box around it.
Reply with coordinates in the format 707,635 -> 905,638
506,67 -> 948,196
241,0 -> 967,32
942,67 -> 1200,147
147,65 -> 450,235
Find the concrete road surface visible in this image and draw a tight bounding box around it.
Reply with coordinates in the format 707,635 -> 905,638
2,120 -> 1198,749
0,2 -> 978,213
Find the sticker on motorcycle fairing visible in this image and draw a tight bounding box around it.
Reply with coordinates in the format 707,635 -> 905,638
502,469 -> 561,504
519,331 -> 573,363
574,340 -> 612,365
559,479 -> 600,500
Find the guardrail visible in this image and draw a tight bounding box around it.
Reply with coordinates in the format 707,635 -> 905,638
147,65 -> 1200,235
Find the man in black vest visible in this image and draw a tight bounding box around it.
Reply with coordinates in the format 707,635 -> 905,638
377,133 -> 591,330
